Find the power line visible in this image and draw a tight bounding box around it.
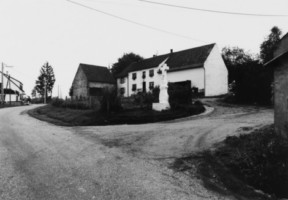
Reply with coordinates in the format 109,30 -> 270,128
65,0 -> 208,42
139,0 -> 288,17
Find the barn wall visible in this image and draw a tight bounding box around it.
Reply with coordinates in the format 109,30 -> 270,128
274,56 -> 288,138
204,44 -> 228,96
89,82 -> 115,88
72,68 -> 88,98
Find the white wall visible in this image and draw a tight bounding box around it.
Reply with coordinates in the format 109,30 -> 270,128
117,77 -> 129,97
167,68 -> 204,90
127,67 -> 161,96
204,44 -> 228,96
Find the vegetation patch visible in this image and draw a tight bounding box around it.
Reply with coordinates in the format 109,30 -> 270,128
171,125 -> 288,200
28,103 -> 205,126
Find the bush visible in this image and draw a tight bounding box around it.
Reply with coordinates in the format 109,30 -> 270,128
51,98 -> 65,107
100,87 -> 122,113
168,83 -> 192,109
50,98 -> 96,110
216,126 -> 288,198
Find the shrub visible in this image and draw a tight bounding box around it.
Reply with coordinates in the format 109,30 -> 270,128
151,86 -> 160,103
51,98 -> 65,107
50,97 -> 97,110
216,126 -> 288,198
100,87 -> 122,113
168,83 -> 192,109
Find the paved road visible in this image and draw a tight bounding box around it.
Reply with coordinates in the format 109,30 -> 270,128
0,102 -> 273,200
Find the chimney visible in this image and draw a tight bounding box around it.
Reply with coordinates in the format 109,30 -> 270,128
170,49 -> 173,54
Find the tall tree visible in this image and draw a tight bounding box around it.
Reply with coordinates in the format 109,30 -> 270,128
260,26 -> 282,63
31,87 -> 37,98
222,46 -> 255,83
111,53 -> 144,77
35,62 -> 56,98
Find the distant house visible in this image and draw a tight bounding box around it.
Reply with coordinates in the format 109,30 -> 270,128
265,33 -> 288,138
115,43 -> 228,97
71,63 -> 115,98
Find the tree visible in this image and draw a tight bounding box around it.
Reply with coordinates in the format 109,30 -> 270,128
111,53 -> 144,77
260,26 -> 282,63
34,62 -> 56,99
222,46 -> 255,83
222,46 -> 272,105
31,87 -> 37,98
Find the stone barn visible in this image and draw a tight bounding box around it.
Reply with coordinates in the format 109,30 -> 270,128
71,63 -> 115,98
266,33 -> 288,138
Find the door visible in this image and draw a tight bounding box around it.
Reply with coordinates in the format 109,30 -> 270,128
142,82 -> 146,92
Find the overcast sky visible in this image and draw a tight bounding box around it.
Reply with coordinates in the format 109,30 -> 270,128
0,0 -> 287,97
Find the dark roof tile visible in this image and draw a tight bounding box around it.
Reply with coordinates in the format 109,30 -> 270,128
79,63 -> 115,84
115,43 -> 215,78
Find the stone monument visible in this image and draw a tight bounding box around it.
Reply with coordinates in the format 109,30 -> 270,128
152,59 -> 170,111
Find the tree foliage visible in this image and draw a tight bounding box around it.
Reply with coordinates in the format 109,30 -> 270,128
31,87 -> 37,98
222,47 -> 273,105
260,26 -> 282,63
111,53 -> 144,77
222,47 -> 255,83
34,62 -> 56,98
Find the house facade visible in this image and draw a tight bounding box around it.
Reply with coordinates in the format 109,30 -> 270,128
71,63 -> 115,98
116,43 -> 228,97
266,33 -> 288,138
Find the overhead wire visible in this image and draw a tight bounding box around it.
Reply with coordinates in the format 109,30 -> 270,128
65,0 -> 208,43
139,0 -> 288,17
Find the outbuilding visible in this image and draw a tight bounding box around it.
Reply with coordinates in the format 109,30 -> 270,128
265,33 -> 288,138
71,63 -> 115,98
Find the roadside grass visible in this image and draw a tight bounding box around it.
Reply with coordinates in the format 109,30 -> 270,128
0,104 -> 24,109
28,104 -> 205,126
171,125 -> 288,200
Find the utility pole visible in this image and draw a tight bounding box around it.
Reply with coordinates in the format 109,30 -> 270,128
8,74 -> 11,105
1,63 -> 4,104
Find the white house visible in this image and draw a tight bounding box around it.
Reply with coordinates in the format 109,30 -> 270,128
115,43 -> 228,97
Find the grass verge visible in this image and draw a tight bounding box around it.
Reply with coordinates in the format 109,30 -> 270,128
28,104 -> 205,126
171,125 -> 288,200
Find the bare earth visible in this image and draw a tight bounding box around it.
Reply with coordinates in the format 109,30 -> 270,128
0,100 -> 273,200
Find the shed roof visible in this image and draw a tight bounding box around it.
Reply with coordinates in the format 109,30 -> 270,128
265,50 -> 288,67
115,43 -> 215,78
79,63 -> 115,84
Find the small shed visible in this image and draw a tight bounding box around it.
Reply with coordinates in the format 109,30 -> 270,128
71,63 -> 115,98
265,33 -> 288,138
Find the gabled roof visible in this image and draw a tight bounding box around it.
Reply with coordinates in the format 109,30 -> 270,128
78,63 -> 115,84
265,50 -> 288,67
116,43 -> 215,78
265,32 -> 288,67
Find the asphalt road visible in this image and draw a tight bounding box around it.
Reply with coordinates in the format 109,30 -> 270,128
0,101 -> 273,200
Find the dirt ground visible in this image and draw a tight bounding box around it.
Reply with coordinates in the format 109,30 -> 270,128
0,99 -> 273,200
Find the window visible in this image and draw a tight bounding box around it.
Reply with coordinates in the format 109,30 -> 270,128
132,73 -> 137,80
120,78 -> 125,84
132,84 -> 137,91
120,87 -> 125,95
149,82 -> 154,90
142,71 -> 146,79
149,69 -> 154,77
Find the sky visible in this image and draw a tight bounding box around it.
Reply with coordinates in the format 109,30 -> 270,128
0,0 -> 287,97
